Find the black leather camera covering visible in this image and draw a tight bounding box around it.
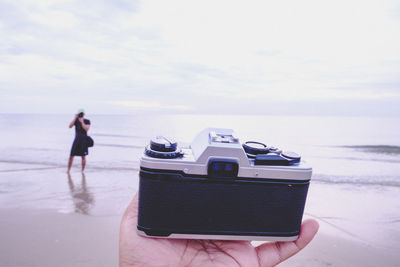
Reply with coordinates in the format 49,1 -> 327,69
138,167 -> 310,238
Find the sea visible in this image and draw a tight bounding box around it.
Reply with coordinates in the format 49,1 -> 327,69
1,114 -> 399,187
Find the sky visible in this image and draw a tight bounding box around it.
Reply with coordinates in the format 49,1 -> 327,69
0,0 -> 399,116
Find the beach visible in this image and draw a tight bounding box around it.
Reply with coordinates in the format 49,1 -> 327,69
0,166 -> 399,266
0,167 -> 133,267
1,114 -> 400,266
280,182 -> 400,267
2,0 -> 400,265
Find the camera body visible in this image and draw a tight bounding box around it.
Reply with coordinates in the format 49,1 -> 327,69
137,128 -> 312,241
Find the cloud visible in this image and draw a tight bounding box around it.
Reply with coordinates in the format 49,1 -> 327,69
0,0 -> 399,115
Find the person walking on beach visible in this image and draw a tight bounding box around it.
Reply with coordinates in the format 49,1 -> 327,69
67,109 -> 91,173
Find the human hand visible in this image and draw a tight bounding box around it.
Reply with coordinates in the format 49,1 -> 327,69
119,194 -> 319,267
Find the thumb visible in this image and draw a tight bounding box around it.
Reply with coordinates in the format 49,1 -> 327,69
255,219 -> 319,267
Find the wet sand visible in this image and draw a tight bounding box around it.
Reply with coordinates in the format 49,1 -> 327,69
0,163 -> 399,266
0,209 -> 119,267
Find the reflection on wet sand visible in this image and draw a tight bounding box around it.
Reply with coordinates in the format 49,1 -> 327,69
67,173 -> 95,215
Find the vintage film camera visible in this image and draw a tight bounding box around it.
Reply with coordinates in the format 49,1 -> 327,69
137,128 -> 312,241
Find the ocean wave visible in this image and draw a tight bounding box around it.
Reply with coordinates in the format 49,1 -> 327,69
0,159 -> 66,172
0,159 -> 140,173
0,166 -> 62,173
0,159 -> 61,167
341,145 -> 400,155
0,160 -> 139,173
18,147 -> 64,152
319,156 -> 400,163
95,143 -> 144,149
91,133 -> 143,139
2,159 -> 398,187
313,174 -> 400,187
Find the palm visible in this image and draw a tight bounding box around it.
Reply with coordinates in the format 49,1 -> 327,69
120,195 -> 319,267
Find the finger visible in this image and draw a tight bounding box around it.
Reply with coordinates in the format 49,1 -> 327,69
255,219 -> 319,267
120,192 -> 139,247
119,193 -> 140,265
121,192 -> 139,224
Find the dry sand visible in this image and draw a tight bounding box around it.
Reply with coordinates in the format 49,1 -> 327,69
0,163 -> 399,266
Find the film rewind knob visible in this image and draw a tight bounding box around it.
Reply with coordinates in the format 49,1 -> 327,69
146,136 -> 182,159
150,136 -> 177,152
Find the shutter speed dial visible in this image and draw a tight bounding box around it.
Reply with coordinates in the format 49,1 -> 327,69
243,141 -> 269,158
243,141 -> 301,165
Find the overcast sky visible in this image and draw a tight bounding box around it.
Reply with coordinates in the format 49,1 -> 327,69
0,0 -> 399,115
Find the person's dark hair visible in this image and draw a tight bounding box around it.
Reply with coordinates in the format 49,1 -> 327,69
78,112 -> 84,118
